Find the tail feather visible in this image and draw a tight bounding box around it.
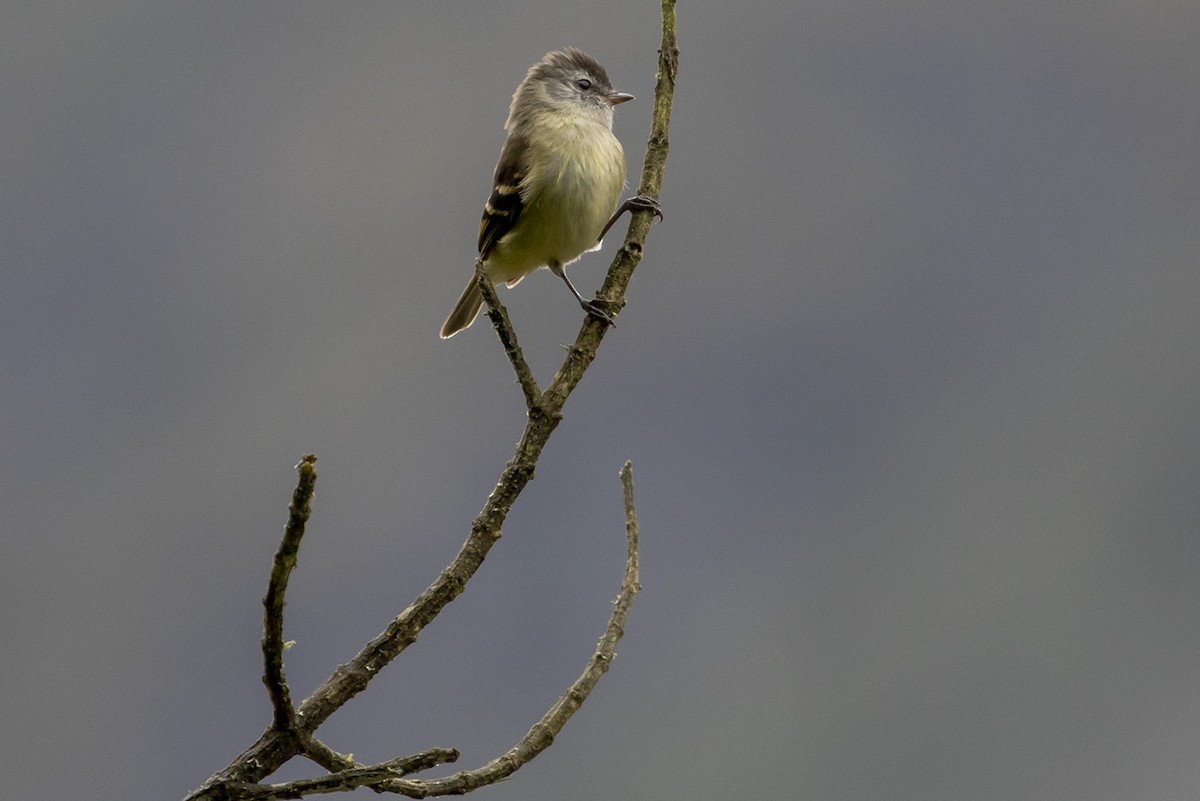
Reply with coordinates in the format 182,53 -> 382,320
439,279 -> 484,339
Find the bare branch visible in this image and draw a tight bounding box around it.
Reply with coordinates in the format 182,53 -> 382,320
261,453 -> 317,730
185,2 -> 676,795
620,461 -> 641,559
475,259 -> 542,410
297,735 -> 356,773
221,750 -> 460,800
375,464 -> 642,798
281,10 -> 678,737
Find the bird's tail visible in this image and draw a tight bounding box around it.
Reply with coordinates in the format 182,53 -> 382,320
439,279 -> 484,339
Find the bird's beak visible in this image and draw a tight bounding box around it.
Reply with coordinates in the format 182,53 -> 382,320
608,91 -> 635,106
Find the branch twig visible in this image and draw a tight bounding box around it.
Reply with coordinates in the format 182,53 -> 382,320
222,749 -> 460,800
261,453 -> 316,730
476,259 -> 542,410
369,463 -> 642,798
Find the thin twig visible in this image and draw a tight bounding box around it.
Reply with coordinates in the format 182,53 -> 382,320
476,260 -> 542,410
221,750 -> 460,800
261,454 -> 317,730
297,735 -> 356,773
298,733 -> 460,780
377,464 -> 642,798
620,461 -> 640,559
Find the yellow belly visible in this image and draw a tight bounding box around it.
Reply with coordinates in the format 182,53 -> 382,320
486,120 -> 626,284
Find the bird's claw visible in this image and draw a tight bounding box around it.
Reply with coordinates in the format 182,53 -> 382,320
625,194 -> 664,223
597,195 -> 664,242
581,298 -> 617,327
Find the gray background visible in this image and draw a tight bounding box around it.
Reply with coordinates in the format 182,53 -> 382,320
3,2 -> 1199,799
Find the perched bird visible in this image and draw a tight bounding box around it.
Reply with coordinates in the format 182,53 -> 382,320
439,48 -> 634,339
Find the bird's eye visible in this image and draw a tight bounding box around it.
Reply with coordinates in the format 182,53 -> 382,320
576,78 -> 592,90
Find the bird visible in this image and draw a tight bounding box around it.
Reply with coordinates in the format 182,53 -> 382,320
439,48 -> 634,339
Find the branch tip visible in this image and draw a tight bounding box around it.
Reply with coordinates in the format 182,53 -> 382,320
260,454 -> 320,730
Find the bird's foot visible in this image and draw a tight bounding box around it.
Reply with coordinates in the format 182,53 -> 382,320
597,195 -> 664,242
624,194 -> 664,223
580,298 -> 617,327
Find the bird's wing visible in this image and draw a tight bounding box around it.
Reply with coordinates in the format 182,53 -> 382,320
478,133 -> 529,259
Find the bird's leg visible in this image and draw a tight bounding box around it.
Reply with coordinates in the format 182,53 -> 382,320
597,194 -> 664,243
549,261 -> 615,327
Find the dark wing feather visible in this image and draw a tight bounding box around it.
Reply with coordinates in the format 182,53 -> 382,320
478,133 -> 529,259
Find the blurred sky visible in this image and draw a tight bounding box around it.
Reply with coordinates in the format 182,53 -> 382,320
3,2 -> 1199,799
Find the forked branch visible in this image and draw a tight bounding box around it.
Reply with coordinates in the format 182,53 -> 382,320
183,2 -> 674,797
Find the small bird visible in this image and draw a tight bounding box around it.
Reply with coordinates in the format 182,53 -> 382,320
439,48 -> 634,339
